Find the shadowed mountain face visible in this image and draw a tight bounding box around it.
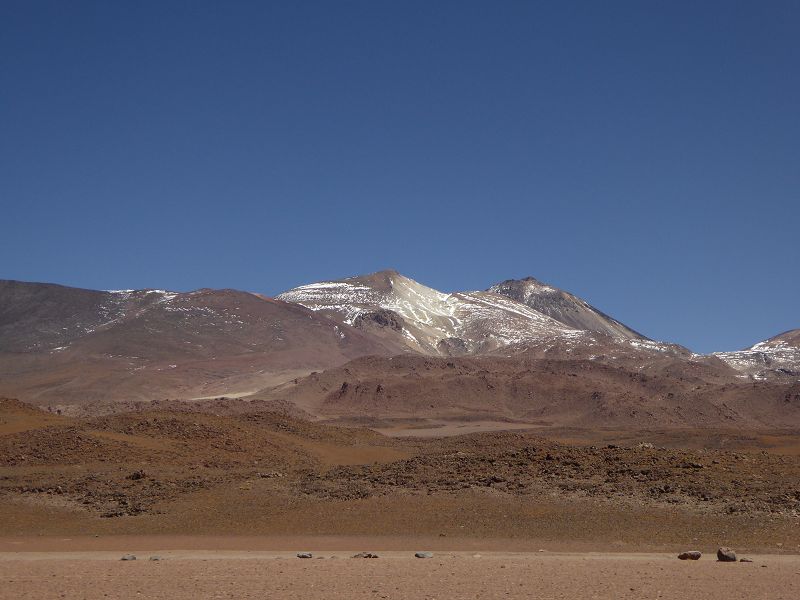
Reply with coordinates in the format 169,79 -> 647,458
0,280 -> 163,353
488,277 -> 645,340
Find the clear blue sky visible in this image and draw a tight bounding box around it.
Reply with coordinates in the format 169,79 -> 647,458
1,1 -> 798,353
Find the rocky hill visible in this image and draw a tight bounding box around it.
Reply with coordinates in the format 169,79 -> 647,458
253,352 -> 800,428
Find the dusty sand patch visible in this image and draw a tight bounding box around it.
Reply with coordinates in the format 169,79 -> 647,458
1,550 -> 798,600
374,420 -> 538,437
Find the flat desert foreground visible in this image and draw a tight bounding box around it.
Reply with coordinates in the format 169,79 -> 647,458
1,544 -> 799,600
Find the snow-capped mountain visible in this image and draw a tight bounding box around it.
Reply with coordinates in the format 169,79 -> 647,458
277,270 -> 583,356
1,272 -> 796,412
488,277 -> 645,340
714,330 -> 800,380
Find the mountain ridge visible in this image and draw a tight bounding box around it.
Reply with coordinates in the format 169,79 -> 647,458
1,273 -> 797,416
276,269 -> 581,356
0,279 -> 402,407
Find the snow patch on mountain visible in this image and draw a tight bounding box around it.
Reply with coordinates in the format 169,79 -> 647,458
714,336 -> 800,380
278,271 -> 586,355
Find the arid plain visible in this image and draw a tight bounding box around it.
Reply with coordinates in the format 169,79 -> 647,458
2,395 -> 800,599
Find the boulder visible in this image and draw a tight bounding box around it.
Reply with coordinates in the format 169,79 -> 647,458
120,554 -> 137,561
415,551 -> 433,559
297,552 -> 313,559
717,547 -> 737,562
352,552 -> 379,558
678,551 -> 702,560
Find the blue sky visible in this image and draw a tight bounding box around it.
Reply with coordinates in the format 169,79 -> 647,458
1,1 -> 798,353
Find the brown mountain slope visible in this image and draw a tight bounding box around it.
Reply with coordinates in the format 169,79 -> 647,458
772,329 -> 800,345
254,352 -> 800,429
0,281 -> 403,408
0,280 -> 165,353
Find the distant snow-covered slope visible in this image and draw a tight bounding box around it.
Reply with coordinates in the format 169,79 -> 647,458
278,270 -> 593,356
714,330 -> 800,380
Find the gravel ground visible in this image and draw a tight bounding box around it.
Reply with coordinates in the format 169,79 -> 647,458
2,551 -> 799,600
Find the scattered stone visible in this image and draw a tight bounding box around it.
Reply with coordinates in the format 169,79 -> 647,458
149,555 -> 163,561
678,551 -> 702,560
296,552 -> 313,559
415,551 -> 433,559
717,547 -> 737,562
120,554 -> 136,561
352,552 -> 379,558
740,558 -> 753,563
679,461 -> 704,469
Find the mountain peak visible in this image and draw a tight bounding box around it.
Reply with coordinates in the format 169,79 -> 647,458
277,270 -> 575,356
350,268 -> 403,284
492,277 -> 559,296
488,277 -> 645,340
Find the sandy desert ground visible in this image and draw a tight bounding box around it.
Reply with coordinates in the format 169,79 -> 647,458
3,398 -> 800,598
2,546 -> 799,600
